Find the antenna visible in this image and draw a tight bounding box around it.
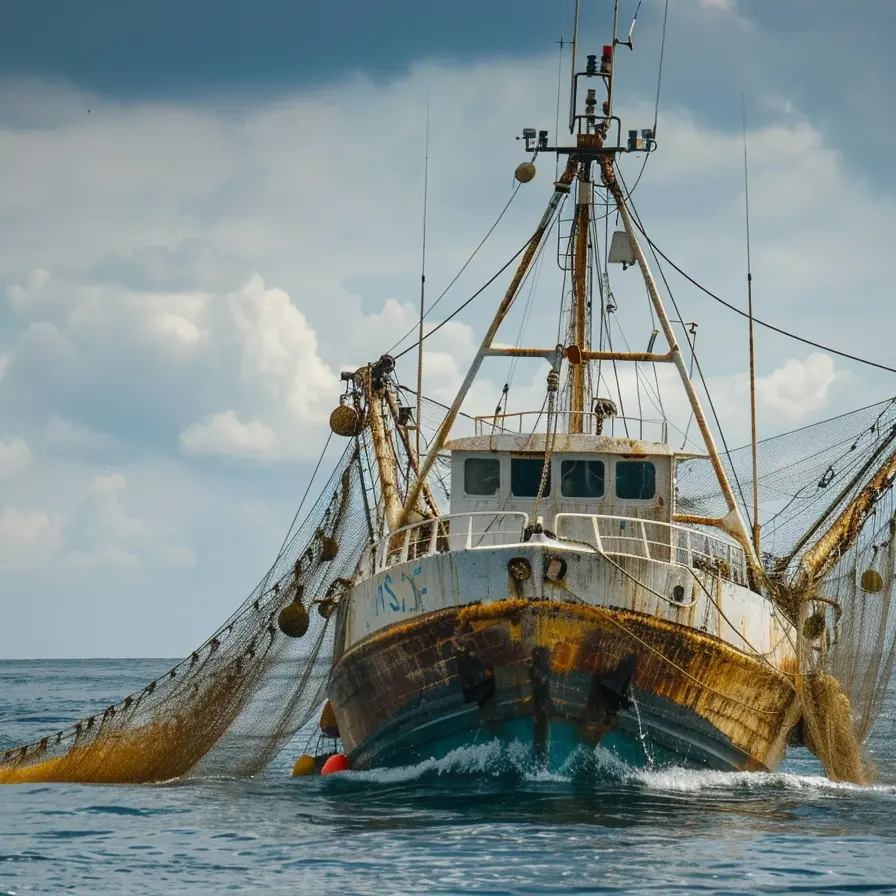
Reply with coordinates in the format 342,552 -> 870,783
568,0 -> 581,133
620,0 -> 642,49
743,95 -> 761,557
415,92 -> 431,465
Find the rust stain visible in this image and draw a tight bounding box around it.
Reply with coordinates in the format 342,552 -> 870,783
330,599 -> 800,769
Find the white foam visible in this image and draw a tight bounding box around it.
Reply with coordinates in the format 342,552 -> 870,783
631,766 -> 896,795
338,742 -> 896,796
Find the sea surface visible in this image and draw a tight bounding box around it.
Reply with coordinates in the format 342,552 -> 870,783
1,660 -> 895,895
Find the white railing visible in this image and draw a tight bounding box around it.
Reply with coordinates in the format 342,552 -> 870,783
473,410 -> 668,443
554,513 -> 748,584
372,510 -> 746,584
375,511 -> 530,572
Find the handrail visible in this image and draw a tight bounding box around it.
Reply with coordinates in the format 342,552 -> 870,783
554,512 -> 747,584
473,410 -> 668,442
375,511 -> 530,572
371,510 -> 746,585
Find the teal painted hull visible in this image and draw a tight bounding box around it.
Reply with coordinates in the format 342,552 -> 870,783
344,685 -> 748,773
355,713 -> 681,773
329,602 -> 798,774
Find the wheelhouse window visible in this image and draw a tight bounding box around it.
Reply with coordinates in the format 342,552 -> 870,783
560,459 -> 605,498
511,455 -> 551,497
615,460 -> 656,500
464,457 -> 500,496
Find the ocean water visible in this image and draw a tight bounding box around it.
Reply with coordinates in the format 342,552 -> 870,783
2,660 -> 896,895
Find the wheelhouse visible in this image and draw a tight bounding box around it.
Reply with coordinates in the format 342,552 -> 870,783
447,432 -> 691,527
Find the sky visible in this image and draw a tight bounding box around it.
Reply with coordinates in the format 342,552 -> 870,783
2,0 -> 896,658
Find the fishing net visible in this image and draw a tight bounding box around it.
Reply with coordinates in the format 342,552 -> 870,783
679,396 -> 896,783
3,375 -> 896,786
0,439 -> 373,785
677,397 -> 896,565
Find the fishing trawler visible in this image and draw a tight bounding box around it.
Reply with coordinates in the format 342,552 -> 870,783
4,0 -> 895,789
322,3 -> 803,773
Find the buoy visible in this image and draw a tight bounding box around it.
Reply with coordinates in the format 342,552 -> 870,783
329,403 -> 364,437
515,161 -> 536,184
860,569 -> 884,594
320,536 -> 339,561
320,753 -> 350,775
320,701 -> 340,738
278,600 -> 310,638
291,754 -> 317,777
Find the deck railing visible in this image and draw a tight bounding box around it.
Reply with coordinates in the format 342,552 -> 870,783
554,513 -> 747,584
372,510 -> 747,584
374,511 -> 530,572
473,410 -> 668,443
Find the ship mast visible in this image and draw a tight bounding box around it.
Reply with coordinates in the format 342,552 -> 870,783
396,0 -> 763,575
567,0 -> 619,434
569,161 -> 591,435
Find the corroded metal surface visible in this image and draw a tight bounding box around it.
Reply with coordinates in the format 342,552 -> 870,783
328,600 -> 800,771
343,543 -> 796,669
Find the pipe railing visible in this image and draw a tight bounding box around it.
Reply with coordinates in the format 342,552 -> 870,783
554,512 -> 747,584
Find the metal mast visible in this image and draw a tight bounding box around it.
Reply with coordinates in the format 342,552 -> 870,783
397,0 -> 762,575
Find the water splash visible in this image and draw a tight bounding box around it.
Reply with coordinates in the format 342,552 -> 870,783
309,739 -> 896,801
630,694 -> 655,769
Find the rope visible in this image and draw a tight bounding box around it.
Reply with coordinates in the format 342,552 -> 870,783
556,576 -> 790,715
630,221 -> 896,378
386,185 -> 521,356
622,172 -> 753,525
553,532 -> 797,702
533,370 -> 561,519
393,240 -> 529,361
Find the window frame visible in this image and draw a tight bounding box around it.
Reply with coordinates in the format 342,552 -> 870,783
462,456 -> 502,497
614,459 -> 657,501
510,453 -> 552,498
559,458 -> 606,499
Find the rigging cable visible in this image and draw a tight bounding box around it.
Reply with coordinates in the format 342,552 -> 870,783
393,238 -> 530,361
653,0 -> 670,137
386,184 -> 522,356
630,223 -> 896,378
554,0 -> 568,180
620,168 -> 753,524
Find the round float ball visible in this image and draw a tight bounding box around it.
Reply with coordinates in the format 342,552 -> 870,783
320,753 -> 350,775
278,600 -> 310,638
291,754 -> 317,777
860,568 -> 884,594
515,161 -> 536,184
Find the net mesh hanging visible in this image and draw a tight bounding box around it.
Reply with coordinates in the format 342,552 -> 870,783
0,439 -> 372,785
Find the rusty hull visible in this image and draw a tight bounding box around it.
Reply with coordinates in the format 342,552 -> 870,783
328,599 -> 801,771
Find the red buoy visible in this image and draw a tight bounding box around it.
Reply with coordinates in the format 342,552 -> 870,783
320,753 -> 350,775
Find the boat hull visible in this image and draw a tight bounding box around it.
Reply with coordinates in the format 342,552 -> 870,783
328,599 -> 800,772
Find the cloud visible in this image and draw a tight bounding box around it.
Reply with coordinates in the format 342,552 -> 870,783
63,472 -> 194,571
0,46 -> 895,655
0,437 -> 30,477
0,506 -> 62,571
180,410 -> 278,460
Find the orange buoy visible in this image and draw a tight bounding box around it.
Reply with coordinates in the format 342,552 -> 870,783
320,753 -> 350,775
